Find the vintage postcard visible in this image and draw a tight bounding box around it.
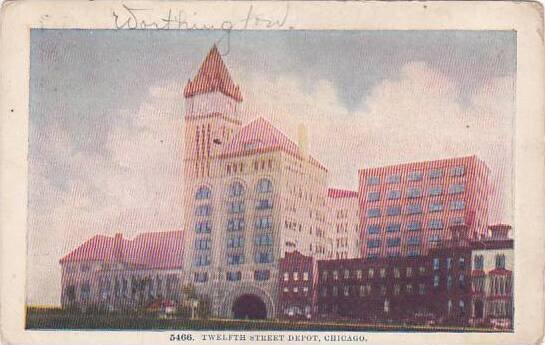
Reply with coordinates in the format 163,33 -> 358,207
1,1 -> 544,344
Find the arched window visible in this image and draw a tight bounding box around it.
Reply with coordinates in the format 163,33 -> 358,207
256,178 -> 273,193
195,186 -> 211,200
229,181 -> 245,197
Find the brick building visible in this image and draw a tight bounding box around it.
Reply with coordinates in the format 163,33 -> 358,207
358,156 -> 489,259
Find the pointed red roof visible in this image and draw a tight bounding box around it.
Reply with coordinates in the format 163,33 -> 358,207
221,117 -> 299,157
184,45 -> 242,102
60,231 -> 184,269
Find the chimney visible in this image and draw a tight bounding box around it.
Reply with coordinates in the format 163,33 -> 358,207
297,123 -> 308,159
114,233 -> 124,261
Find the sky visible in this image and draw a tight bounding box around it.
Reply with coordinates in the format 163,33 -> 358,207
27,29 -> 516,305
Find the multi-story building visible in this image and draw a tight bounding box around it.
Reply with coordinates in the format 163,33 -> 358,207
327,188 -> 360,259
59,231 -> 184,311
277,251 -> 317,320
182,45 -> 332,319
469,224 -> 513,329
358,156 -> 489,259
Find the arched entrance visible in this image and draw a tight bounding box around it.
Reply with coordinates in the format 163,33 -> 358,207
232,294 -> 267,319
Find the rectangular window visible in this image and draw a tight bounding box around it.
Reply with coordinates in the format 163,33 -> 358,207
450,200 -> 465,210
407,188 -> 422,198
195,238 -> 211,250
448,183 -> 465,194
429,168 -> 444,179
428,186 -> 443,196
429,219 -> 444,230
227,254 -> 245,265
429,234 -> 441,243
255,233 -> 273,246
386,223 -> 401,232
229,201 -> 245,214
255,216 -> 272,230
193,254 -> 210,267
450,166 -> 466,177
367,253 -> 378,259
293,272 -> 299,281
407,237 -> 420,246
227,235 -> 245,248
407,221 -> 422,231
433,258 -> 440,270
367,208 -> 381,218
367,176 -> 380,185
429,202 -> 443,213
283,272 -> 289,281
196,205 -> 212,216
254,270 -> 270,281
408,171 -> 423,181
256,199 -> 273,210
408,250 -> 420,257
451,217 -> 465,225
387,205 -> 401,216
387,238 -> 401,247
226,271 -> 242,281
227,218 -> 245,231
367,239 -> 381,248
387,174 -> 401,184
387,190 -> 401,200
367,224 -> 381,234
367,191 -> 380,202
303,272 -> 309,281
255,252 -> 273,264
406,204 -> 422,215
196,221 -> 212,233
194,272 -> 208,283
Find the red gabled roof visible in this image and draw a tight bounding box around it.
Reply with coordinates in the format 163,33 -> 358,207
220,117 -> 327,171
328,188 -> 358,198
184,45 -> 243,102
60,231 -> 184,269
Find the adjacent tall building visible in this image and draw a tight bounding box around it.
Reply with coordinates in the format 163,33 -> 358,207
358,156 -> 489,259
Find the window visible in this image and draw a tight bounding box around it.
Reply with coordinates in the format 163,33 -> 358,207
406,204 -> 422,215
321,271 -> 328,281
368,268 -> 375,279
429,219 -> 444,230
448,183 -> 465,194
387,205 -> 401,216
367,253 -> 379,259
386,223 -> 401,232
367,224 -> 381,234
256,179 -> 273,193
256,199 -> 273,210
429,202 -> 443,213
408,237 -> 420,246
332,270 -> 339,280
474,255 -> 484,270
495,254 -> 506,269
255,252 -> 273,264
419,266 -> 426,275
195,186 -> 211,200
255,216 -> 272,230
196,221 -> 212,233
229,182 -> 245,197
367,176 -> 380,185
229,201 -> 245,214
459,274 -> 466,289
394,284 -> 400,295
293,272 -> 299,281
255,233 -> 273,246
433,274 -> 440,287
343,269 -> 350,279
196,205 -> 212,216
433,258 -> 440,270
227,254 -> 245,265
194,254 -> 210,267
408,250 -> 420,257
447,275 -> 452,289
406,284 -> 413,294
380,268 -> 386,278
283,272 -> 289,281
428,186 -> 443,196
387,190 -> 401,200
387,174 -> 401,184
405,221 -> 421,231
459,257 -> 466,270
407,188 -> 422,198
367,191 -> 380,202
343,286 -> 350,296
447,257 -> 453,270
387,238 -> 401,247
429,168 -> 443,179
393,267 -> 401,278
419,283 -> 426,295
194,272 -> 208,283
254,270 -> 270,281
227,218 -> 245,231
227,235 -> 245,248
332,286 -> 338,297
356,270 -> 363,279
429,234 -> 441,243
227,271 -> 241,281
367,208 -> 381,218
451,217 -> 465,225
406,267 -> 413,277
408,171 -> 423,181
450,200 -> 465,210
303,272 -> 309,281
367,239 -> 381,248
195,238 -> 211,250
450,166 -> 465,177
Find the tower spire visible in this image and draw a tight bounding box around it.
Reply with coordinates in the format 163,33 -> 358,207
183,45 -> 243,102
